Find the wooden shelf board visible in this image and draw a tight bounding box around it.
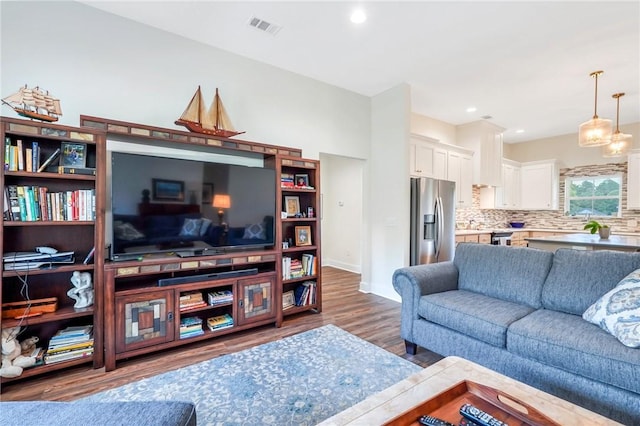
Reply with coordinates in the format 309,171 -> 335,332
0,355 -> 94,383
2,263 -> 94,278
1,306 -> 93,327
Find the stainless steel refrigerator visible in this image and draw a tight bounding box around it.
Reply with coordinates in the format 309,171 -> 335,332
410,177 -> 456,265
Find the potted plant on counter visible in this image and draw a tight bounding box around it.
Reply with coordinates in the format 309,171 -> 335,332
584,220 -> 611,239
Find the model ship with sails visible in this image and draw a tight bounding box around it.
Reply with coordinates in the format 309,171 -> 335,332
175,86 -> 244,138
2,85 -> 62,122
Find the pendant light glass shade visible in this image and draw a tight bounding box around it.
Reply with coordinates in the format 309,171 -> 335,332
602,92 -> 632,158
579,71 -> 612,147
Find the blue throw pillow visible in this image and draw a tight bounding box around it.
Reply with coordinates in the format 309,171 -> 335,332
179,218 -> 203,237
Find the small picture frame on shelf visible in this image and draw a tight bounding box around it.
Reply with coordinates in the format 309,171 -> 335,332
60,142 -> 87,167
284,196 -> 301,217
295,225 -> 312,246
282,290 -> 295,309
294,174 -> 309,187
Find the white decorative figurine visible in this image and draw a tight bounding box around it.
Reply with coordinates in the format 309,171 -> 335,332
67,271 -> 94,309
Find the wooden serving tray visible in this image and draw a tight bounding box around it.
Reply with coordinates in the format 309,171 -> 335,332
1,297 -> 58,319
384,380 -> 561,426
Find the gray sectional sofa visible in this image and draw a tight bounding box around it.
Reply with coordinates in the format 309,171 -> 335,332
393,243 -> 640,424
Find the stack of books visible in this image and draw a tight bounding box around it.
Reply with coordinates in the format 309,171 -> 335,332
179,291 -> 207,312
207,290 -> 233,305
294,281 -> 317,306
282,257 -> 306,280
44,325 -> 93,364
280,173 -> 295,188
179,316 -> 204,339
207,314 -> 233,331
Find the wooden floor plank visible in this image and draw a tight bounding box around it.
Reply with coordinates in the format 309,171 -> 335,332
0,266 -> 442,401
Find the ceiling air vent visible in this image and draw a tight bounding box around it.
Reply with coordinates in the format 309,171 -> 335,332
248,16 -> 282,35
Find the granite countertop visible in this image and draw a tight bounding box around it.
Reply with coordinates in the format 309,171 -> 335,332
525,233 -> 640,249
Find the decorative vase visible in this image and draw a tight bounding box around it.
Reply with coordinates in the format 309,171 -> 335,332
598,227 -> 610,239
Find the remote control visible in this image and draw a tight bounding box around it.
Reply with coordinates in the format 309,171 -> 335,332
417,415 -> 455,426
459,404 -> 508,426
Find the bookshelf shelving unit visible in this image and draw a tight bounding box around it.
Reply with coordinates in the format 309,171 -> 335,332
276,156 -> 322,317
0,116 -> 105,381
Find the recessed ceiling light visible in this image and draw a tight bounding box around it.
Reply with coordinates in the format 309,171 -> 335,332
466,107 -> 477,113
350,9 -> 366,24
515,129 -> 525,134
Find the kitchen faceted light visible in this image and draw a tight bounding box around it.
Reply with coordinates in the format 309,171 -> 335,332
579,70 -> 612,147
602,92 -> 632,158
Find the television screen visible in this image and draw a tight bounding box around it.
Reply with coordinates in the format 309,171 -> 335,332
110,151 -> 276,260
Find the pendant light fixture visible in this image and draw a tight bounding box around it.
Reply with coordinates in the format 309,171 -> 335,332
579,70 -> 612,147
602,92 -> 632,157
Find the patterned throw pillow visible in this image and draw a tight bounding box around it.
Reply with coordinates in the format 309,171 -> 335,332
583,268 -> 640,348
199,218 -> 213,236
243,223 -> 265,239
179,218 -> 203,237
113,222 -> 145,241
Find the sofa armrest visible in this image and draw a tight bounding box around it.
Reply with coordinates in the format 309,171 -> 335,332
392,261 -> 458,343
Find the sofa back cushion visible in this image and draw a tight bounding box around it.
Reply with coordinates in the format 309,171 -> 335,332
453,244 -> 554,308
541,248 -> 640,315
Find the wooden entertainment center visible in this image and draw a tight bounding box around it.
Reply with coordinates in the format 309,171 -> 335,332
1,115 -> 322,379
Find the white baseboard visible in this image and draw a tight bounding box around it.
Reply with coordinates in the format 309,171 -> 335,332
323,258 -> 361,274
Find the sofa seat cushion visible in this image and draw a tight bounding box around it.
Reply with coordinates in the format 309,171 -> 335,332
508,309 -> 640,394
1,401 -> 196,426
453,244 -> 553,309
541,248 -> 640,315
419,290 -> 535,348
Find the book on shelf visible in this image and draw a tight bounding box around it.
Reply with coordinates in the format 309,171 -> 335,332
57,166 -> 96,176
207,314 -> 233,331
25,147 -> 33,172
4,136 -> 10,171
179,316 -> 204,338
207,290 -> 233,305
16,139 -> 24,171
44,348 -> 94,364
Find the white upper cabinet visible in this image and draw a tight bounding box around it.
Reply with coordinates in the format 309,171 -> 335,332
520,160 -> 559,210
627,150 -> 640,209
456,121 -> 505,187
447,149 -> 473,208
410,136 -> 441,178
479,159 -> 521,209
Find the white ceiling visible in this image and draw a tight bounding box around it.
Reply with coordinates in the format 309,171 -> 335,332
82,1 -> 639,143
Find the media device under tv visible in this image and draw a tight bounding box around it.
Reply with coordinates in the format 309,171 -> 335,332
157,268 -> 259,287
110,151 -> 276,260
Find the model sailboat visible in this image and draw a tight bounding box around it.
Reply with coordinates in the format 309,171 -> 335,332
2,85 -> 62,122
175,87 -> 244,138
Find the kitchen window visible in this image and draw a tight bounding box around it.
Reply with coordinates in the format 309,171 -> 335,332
564,174 -> 622,218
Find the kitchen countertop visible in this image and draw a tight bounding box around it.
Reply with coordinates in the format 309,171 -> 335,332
455,228 -> 640,237
525,233 -> 640,250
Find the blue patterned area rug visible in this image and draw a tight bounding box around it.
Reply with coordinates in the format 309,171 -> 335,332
82,324 -> 421,425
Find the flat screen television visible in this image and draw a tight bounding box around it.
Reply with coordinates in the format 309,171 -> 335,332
109,151 -> 276,260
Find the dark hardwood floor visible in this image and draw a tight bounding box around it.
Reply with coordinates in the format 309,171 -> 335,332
0,266 -> 442,401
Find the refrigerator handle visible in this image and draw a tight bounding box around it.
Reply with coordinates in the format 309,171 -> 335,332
435,196 -> 444,260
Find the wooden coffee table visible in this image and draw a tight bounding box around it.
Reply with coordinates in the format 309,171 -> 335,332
319,356 -> 620,425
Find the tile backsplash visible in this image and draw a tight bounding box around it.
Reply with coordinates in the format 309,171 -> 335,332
456,162 -> 640,233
